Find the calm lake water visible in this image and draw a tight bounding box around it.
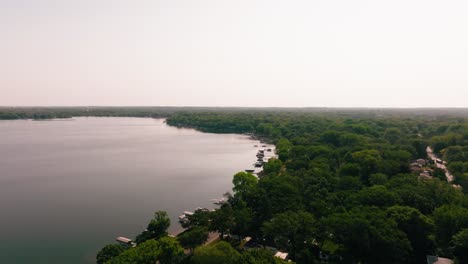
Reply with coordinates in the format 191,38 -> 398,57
0,117 -> 265,264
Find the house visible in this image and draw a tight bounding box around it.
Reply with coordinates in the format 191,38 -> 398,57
410,162 -> 423,172
274,251 -> 289,260
419,172 -> 431,179
416,159 -> 427,166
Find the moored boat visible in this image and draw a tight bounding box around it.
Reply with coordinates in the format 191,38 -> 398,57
212,198 -> 227,205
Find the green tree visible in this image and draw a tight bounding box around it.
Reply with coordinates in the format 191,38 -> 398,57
433,205 -> 468,252
96,244 -> 126,264
320,130 -> 341,146
351,149 -> 382,182
262,211 -> 316,259
433,168 -> 447,182
386,206 -> 435,263
276,138 -> 292,161
191,241 -> 241,264
232,172 -> 258,201
231,201 -> 253,239
322,207 -> 411,263
384,128 -> 401,144
178,226 -> 209,253
136,211 -> 171,243
369,173 -> 388,186
349,185 -> 401,208
209,204 -> 234,237
109,237 -> 184,264
454,173 -> 468,194
451,229 -> 468,264
263,158 -> 283,175
181,208 -> 211,229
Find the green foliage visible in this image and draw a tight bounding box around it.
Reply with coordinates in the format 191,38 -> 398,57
384,127 -> 402,144
231,201 -> 254,239
191,241 -> 241,264
386,206 -> 435,263
182,208 -> 211,229
455,173 -> 468,194
369,173 -> 388,185
276,138 -> 292,161
209,204 -> 234,237
451,229 -> 468,264
321,206 -> 412,263
255,175 -> 303,218
108,237 -> 184,264
351,149 -> 382,182
349,185 -> 401,208
96,244 -> 126,264
136,211 -> 171,244
263,158 -> 283,175
433,205 -> 468,252
262,211 -> 316,253
433,168 -> 447,182
232,172 -> 258,201
178,227 -> 209,253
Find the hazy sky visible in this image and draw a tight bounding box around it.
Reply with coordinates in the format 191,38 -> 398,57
1,0 -> 468,107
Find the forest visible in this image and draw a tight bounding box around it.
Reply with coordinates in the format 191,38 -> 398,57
166,110 -> 468,264
2,107 -> 468,263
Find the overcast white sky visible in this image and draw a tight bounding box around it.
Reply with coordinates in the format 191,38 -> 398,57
1,0 -> 468,107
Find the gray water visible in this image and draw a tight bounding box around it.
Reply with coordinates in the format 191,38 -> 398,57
0,117 -> 264,264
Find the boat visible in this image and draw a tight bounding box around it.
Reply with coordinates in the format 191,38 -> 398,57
179,211 -> 195,224
254,162 -> 263,167
179,214 -> 187,221
116,237 -> 136,247
245,169 -> 255,173
183,211 -> 194,217
212,198 -> 227,205
195,207 -> 210,212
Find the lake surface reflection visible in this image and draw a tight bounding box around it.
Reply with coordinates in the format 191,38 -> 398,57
0,117 -> 263,264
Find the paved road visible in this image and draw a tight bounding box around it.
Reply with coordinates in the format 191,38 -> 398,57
426,146 -> 458,186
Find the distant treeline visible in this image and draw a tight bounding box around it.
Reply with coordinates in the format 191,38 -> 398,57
2,106 -> 468,120
0,107 -> 177,120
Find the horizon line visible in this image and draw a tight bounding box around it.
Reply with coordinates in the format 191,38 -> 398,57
1,105 -> 468,110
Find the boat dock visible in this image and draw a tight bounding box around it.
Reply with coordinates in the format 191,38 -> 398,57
245,144 -> 278,175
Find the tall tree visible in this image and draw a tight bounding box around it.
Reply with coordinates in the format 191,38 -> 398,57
386,206 -> 435,263
191,241 -> 241,264
232,171 -> 258,201
178,226 -> 209,253
136,211 -> 171,243
108,237 -> 184,264
451,229 -> 468,264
